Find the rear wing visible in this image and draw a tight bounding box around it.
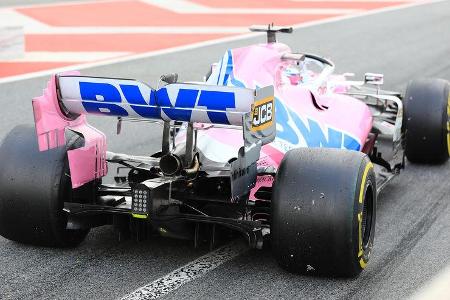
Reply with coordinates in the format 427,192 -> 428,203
57,75 -> 256,126
32,74 -> 275,190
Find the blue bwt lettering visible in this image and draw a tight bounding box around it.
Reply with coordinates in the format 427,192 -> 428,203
78,81 -> 237,124
80,82 -> 129,116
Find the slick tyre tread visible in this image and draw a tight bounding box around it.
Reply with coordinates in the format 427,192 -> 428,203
271,148 -> 376,277
0,125 -> 91,247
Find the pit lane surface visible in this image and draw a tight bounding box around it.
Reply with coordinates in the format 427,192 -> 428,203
1,1 -> 450,299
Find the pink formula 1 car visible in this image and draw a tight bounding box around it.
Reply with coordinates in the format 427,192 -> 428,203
0,26 -> 448,277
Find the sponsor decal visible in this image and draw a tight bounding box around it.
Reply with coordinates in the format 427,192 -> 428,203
78,81 -> 236,124
251,96 -> 274,132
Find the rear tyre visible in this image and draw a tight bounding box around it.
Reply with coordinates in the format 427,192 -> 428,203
0,125 -> 93,247
271,148 -> 376,277
404,78 -> 449,163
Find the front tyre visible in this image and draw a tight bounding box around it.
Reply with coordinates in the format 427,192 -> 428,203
404,78 -> 449,163
0,125 -> 93,247
271,148 -> 376,277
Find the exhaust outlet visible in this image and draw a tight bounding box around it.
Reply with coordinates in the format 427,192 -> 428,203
159,153 -> 183,176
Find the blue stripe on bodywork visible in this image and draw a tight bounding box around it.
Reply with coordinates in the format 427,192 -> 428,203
222,50 -> 233,85
216,54 -> 225,85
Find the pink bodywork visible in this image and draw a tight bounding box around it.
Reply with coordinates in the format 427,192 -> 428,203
203,43 -> 373,199
32,73 -> 107,188
231,43 -> 371,146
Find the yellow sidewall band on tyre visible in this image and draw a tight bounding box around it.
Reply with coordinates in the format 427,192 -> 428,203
359,257 -> 367,269
358,213 -> 363,258
357,161 -> 373,269
447,93 -> 449,156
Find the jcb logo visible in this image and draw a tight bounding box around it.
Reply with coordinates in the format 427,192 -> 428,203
251,96 -> 274,131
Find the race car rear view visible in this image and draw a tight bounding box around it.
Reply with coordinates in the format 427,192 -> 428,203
0,25 -> 448,277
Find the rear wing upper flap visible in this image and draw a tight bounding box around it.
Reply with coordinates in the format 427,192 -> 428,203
57,75 -> 266,127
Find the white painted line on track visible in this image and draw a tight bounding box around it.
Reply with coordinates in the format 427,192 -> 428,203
21,26 -> 250,34
0,0 -> 442,85
0,0 -> 124,10
141,0 -> 360,14
1,51 -> 131,62
140,0 -> 215,13
120,240 -> 249,300
189,8 -> 361,14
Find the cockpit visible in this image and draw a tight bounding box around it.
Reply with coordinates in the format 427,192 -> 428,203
280,54 -> 335,89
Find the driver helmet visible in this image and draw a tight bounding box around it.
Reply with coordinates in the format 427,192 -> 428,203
284,65 -> 302,85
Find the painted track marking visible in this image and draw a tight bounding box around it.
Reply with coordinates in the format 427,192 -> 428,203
0,0 -> 441,85
0,0 -> 430,82
6,51 -> 131,62
120,240 -> 248,300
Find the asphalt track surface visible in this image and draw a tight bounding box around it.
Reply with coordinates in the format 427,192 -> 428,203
1,1 -> 450,299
